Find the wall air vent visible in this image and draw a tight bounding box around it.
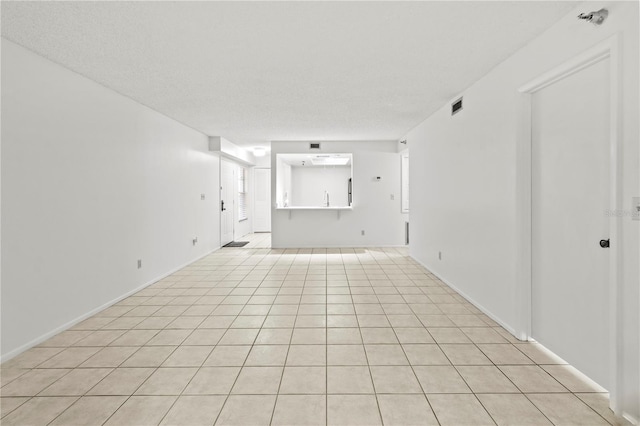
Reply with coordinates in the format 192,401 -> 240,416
309,143 -> 321,150
451,97 -> 463,116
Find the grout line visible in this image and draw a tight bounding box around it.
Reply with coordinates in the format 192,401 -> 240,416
374,280 -> 445,426
325,255 -> 330,426
1,240 -> 615,426
268,258 -> 303,426
213,248 -> 281,426
351,256 -> 386,426
95,343 -> 182,426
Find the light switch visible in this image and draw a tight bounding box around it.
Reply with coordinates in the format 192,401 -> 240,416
633,197 -> 640,221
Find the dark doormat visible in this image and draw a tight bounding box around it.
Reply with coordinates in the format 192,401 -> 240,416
223,241 -> 249,248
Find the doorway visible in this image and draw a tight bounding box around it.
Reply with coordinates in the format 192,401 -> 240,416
254,168 -> 271,232
517,37 -> 621,406
531,55 -> 610,388
220,159 -> 235,246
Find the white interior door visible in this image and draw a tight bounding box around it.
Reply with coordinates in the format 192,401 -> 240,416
220,159 -> 235,246
254,168 -> 271,232
531,57 -> 610,389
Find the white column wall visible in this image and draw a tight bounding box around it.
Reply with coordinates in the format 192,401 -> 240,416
402,2 -> 638,420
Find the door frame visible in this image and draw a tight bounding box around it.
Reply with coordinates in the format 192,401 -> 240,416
220,158 -> 236,246
515,35 -> 622,411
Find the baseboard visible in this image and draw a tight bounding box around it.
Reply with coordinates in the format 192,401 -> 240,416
410,256 -> 519,339
0,246 -> 220,363
623,412 -> 639,426
411,255 -> 640,421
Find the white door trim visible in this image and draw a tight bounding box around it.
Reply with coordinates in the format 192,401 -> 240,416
220,158 -> 236,246
515,35 -> 622,412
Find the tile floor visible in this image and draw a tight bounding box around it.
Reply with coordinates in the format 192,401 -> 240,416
0,235 -> 623,425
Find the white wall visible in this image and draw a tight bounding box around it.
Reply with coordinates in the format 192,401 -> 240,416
253,167 -> 272,232
251,158 -> 271,237
290,165 -> 351,207
275,156 -> 292,207
234,162 -> 253,240
254,153 -> 272,169
1,40 -> 221,360
271,141 -> 407,248
209,137 -> 256,165
402,2 -> 638,420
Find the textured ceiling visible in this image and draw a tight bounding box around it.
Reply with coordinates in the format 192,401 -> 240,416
1,1 -> 578,147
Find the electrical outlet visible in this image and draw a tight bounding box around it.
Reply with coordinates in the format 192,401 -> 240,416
201,194 -> 205,200
438,251 -> 442,261
390,194 -> 395,200
137,259 -> 142,269
361,230 -> 365,236
633,197 -> 640,221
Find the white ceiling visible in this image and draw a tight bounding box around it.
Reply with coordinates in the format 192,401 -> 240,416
1,1 -> 578,148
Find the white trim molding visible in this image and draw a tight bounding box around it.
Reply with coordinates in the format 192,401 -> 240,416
0,247 -> 220,363
411,257 -> 519,339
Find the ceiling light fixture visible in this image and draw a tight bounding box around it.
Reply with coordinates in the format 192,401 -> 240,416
253,147 -> 266,157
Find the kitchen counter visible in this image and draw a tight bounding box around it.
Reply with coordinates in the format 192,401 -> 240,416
276,206 -> 352,219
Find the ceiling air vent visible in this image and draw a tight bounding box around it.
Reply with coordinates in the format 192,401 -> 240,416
309,143 -> 321,150
451,97 -> 463,116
